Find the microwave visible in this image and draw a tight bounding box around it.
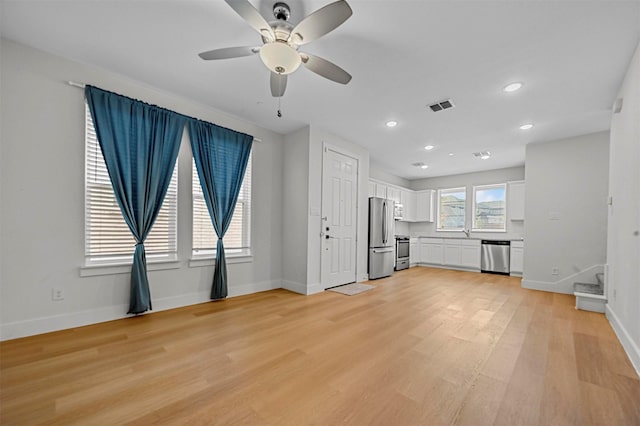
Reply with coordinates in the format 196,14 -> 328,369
394,203 -> 404,220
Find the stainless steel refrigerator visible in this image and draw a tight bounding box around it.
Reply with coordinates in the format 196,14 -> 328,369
368,197 -> 395,279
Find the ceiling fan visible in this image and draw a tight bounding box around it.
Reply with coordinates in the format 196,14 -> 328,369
199,0 -> 353,97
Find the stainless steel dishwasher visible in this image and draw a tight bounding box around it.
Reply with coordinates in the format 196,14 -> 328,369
481,240 -> 510,275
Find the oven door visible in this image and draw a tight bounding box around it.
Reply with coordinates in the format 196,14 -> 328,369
396,240 -> 409,260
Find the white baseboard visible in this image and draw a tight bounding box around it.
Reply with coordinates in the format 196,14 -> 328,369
281,280 -> 325,295
0,280 -> 281,341
414,263 -> 480,273
606,304 -> 640,377
307,282 -> 325,295
281,280 -> 307,295
522,264 -> 604,294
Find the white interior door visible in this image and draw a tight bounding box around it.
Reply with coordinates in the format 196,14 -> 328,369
321,147 -> 358,288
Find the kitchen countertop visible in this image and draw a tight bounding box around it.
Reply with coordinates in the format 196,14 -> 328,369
411,236 -> 524,242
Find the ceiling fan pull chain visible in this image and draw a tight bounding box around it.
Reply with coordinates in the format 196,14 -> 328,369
277,95 -> 282,118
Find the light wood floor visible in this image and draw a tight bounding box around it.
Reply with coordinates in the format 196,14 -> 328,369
1,267 -> 639,425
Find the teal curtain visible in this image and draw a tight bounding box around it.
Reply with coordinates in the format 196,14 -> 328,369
85,86 -> 185,314
188,120 -> 253,300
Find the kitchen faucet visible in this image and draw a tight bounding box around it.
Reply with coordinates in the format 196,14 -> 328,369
463,229 -> 470,238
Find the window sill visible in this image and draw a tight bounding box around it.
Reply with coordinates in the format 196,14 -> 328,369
80,259 -> 181,277
471,229 -> 507,233
188,255 -> 253,268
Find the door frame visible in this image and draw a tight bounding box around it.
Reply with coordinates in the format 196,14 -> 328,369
320,143 -> 360,289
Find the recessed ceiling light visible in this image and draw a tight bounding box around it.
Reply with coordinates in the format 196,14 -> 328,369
424,145 -> 434,150
503,82 -> 523,92
481,154 -> 491,160
448,153 -> 455,156
519,123 -> 534,130
385,120 -> 398,128
421,165 -> 429,169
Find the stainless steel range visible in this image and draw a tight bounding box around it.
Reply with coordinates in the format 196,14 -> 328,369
395,236 -> 409,270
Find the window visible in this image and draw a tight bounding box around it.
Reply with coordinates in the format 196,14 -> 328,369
85,103 -> 178,265
472,183 -> 506,232
192,153 -> 252,258
437,187 -> 466,231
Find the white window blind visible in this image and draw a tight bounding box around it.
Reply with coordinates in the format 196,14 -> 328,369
472,183 -> 506,232
84,103 -> 178,264
437,187 -> 466,231
192,152 -> 252,257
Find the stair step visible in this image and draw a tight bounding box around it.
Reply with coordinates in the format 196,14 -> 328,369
573,282 -> 604,296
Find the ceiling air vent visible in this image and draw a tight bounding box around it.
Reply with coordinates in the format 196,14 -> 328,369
473,151 -> 491,160
428,99 -> 455,112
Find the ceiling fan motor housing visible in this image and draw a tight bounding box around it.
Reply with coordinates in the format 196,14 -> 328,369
273,2 -> 291,21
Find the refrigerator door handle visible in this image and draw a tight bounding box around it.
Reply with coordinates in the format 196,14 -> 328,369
382,201 -> 387,244
372,248 -> 393,253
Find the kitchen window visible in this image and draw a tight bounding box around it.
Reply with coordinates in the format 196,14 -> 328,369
84,103 -> 178,266
192,153 -> 252,258
437,187 -> 466,231
472,183 -> 506,232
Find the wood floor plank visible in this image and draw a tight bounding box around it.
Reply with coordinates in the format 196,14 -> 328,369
1,267 -> 638,425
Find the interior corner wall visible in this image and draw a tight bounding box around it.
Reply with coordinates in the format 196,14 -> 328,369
0,39 -> 285,340
369,164 -> 411,188
281,126 -> 311,294
605,40 -> 640,373
308,126 -> 370,287
522,131 -> 609,294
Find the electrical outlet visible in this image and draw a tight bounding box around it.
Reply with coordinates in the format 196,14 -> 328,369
551,267 -> 560,276
52,287 -> 64,301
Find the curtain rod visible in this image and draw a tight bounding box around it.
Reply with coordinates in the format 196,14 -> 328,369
67,81 -> 262,143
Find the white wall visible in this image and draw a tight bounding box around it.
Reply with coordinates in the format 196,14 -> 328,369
409,166 -> 526,240
0,39 -> 285,340
606,41 -> 640,373
369,163 -> 411,188
280,125 -> 370,294
522,132 -> 609,294
282,127 -> 310,293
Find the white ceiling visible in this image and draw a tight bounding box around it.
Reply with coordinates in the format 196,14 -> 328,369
2,0 -> 639,179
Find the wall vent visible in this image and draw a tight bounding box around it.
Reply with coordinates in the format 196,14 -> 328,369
429,99 -> 455,112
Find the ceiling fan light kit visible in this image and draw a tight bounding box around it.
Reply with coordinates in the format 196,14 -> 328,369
259,42 -> 301,74
199,0 -> 353,98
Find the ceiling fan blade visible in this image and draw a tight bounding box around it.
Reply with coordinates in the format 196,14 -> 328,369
270,73 -> 288,97
224,0 -> 275,41
288,0 -> 352,45
300,53 -> 352,84
198,46 -> 259,60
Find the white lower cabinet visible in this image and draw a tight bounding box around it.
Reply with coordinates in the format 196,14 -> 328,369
409,241 -> 419,265
510,241 -> 524,275
420,239 -> 443,264
460,240 -> 481,269
443,243 -> 462,266
413,238 -> 480,270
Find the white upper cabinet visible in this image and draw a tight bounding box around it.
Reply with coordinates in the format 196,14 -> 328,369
368,180 -> 388,199
415,190 -> 435,222
375,182 -> 387,199
387,186 -> 401,204
368,179 -> 434,223
508,181 -> 525,221
401,189 -> 416,222
368,181 -> 376,198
